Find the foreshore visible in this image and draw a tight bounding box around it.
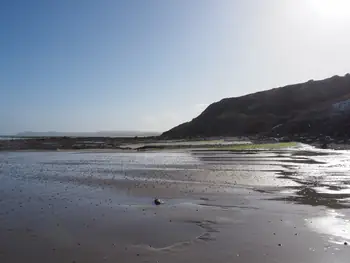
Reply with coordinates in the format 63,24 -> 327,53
1,147 -> 350,262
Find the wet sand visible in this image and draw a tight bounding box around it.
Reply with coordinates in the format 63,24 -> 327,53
1,146 -> 350,262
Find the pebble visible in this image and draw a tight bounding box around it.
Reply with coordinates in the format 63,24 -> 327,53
154,198 -> 163,205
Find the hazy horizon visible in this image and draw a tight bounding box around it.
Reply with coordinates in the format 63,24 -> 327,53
0,130 -> 161,137
2,0 -> 350,134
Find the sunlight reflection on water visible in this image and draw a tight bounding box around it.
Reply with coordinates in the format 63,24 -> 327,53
307,209 -> 350,244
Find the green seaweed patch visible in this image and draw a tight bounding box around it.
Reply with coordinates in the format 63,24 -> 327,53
210,142 -> 298,151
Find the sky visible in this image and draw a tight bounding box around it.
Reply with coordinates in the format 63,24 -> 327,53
1,0 -> 350,134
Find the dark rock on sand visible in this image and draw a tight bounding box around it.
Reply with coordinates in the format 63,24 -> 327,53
154,198 -> 163,205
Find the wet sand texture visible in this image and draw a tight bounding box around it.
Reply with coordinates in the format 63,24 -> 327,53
1,146 -> 350,262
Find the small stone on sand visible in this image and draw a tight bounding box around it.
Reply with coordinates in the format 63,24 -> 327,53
154,198 -> 163,205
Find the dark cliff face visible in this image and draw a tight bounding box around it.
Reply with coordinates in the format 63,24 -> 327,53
162,74 -> 350,138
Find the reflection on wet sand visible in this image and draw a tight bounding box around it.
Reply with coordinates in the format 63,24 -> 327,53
1,145 -> 350,262
254,148 -> 350,209
307,210 -> 350,245
270,187 -> 350,209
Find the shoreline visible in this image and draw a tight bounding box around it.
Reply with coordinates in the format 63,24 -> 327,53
2,132 -> 350,152
2,138 -> 350,152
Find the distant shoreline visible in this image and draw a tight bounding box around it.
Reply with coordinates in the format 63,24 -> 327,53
0,136 -> 249,152
1,135 -> 349,151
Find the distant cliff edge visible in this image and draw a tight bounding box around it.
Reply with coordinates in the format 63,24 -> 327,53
163,74 -> 350,139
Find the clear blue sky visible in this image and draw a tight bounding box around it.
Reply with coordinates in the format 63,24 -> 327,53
1,0 -> 350,134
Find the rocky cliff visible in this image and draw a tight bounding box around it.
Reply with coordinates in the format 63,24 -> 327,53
163,74 -> 350,139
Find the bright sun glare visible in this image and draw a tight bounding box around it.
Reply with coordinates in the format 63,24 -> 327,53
311,0 -> 350,19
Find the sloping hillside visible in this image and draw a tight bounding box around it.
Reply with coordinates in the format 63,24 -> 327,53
163,74 -> 350,138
